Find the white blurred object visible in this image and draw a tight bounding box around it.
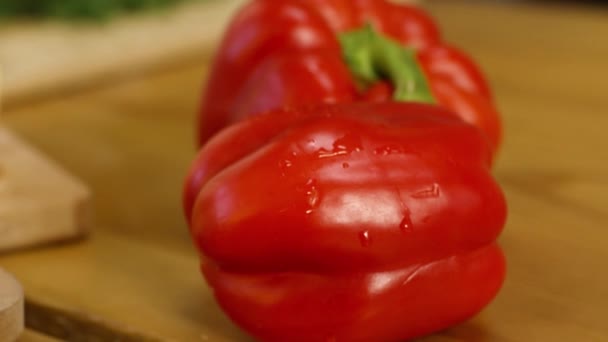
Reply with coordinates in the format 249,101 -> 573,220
0,0 -> 249,105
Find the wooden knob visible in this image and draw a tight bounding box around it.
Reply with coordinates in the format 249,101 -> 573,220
0,268 -> 24,342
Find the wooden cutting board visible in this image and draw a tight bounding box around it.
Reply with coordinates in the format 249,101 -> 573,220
0,268 -> 24,342
1,0 -> 608,336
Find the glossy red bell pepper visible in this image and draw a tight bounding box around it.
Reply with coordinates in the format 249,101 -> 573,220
183,102 -> 507,342
197,0 -> 501,154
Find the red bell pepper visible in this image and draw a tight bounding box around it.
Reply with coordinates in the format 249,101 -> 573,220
183,102 -> 507,342
196,0 -> 501,154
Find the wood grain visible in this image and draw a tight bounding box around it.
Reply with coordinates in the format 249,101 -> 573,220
0,268 -> 24,342
0,0 -> 607,340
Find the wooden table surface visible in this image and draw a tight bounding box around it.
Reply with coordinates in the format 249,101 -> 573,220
2,1 -> 608,340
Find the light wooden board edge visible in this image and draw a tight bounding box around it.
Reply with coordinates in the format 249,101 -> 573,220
0,268 -> 24,342
0,126 -> 92,253
0,0 -> 248,107
0,70 -> 92,253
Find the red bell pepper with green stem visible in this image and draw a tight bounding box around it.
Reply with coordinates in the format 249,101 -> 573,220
197,0 -> 501,154
183,102 -> 507,342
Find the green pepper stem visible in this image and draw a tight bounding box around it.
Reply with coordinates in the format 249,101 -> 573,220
338,24 -> 436,104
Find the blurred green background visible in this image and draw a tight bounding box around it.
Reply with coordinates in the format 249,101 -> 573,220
0,0 -> 198,21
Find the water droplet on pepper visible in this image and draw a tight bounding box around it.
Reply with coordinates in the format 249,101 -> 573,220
359,230 -> 372,247
400,214 -> 414,233
411,183 -> 440,199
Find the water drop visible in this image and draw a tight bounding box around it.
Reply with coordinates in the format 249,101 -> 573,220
315,134 -> 364,159
317,148 -> 348,159
359,230 -> 372,247
279,159 -> 292,168
399,214 -> 414,233
373,144 -> 403,156
278,159 -> 292,176
334,142 -> 347,150
307,187 -> 319,207
411,183 -> 440,199
305,209 -> 313,215
300,178 -> 320,208
342,162 -> 350,169
333,133 -> 363,153
374,147 -> 387,155
296,178 -> 316,192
